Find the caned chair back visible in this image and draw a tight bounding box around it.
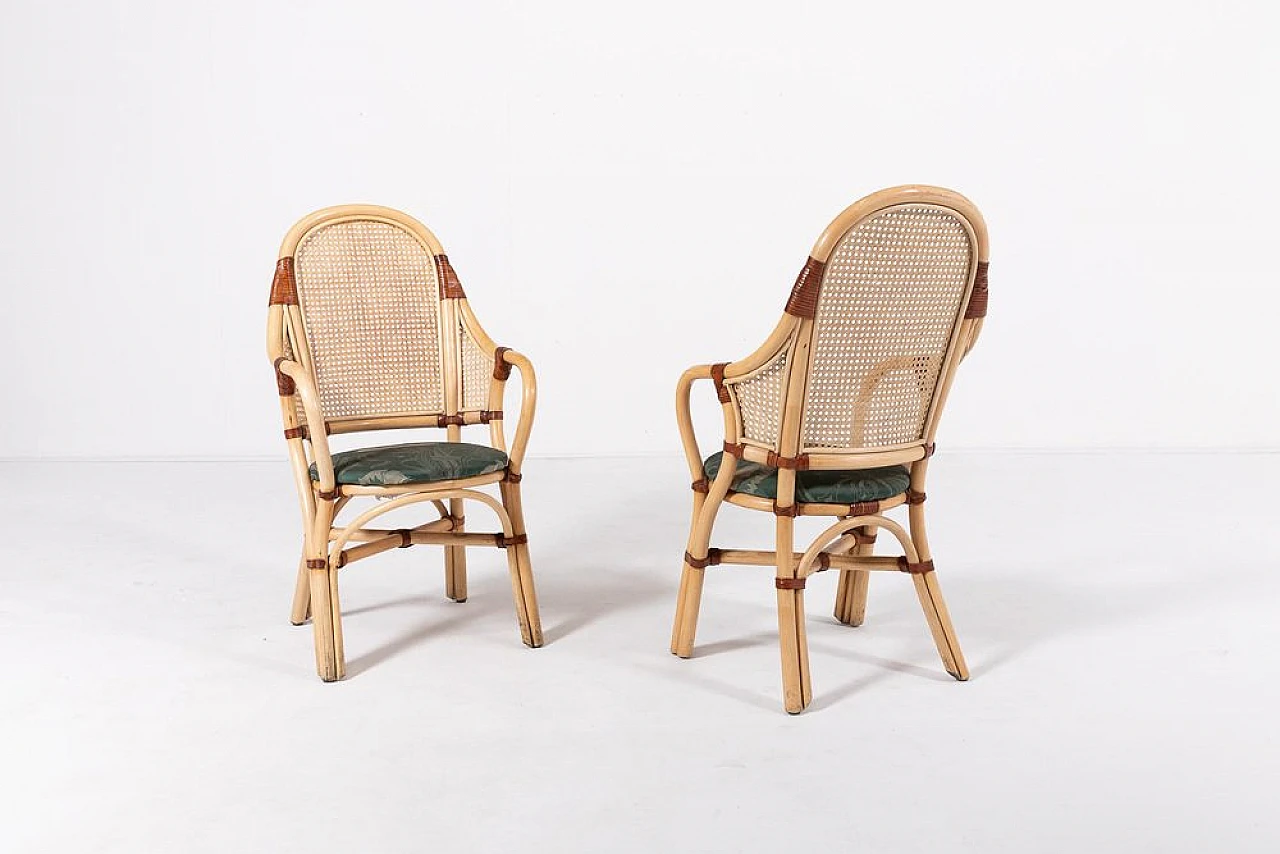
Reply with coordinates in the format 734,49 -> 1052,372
725,186 -> 988,464
268,206 -> 498,432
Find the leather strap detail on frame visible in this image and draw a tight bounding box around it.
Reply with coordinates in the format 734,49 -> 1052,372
773,502 -> 798,517
784,256 -> 826,318
269,257 -> 298,305
503,468 -> 523,483
306,558 -> 327,569
273,357 -> 295,396
684,549 -> 722,569
775,577 -> 806,590
722,442 -> 744,458
898,556 -> 935,575
479,410 -> 503,423
815,553 -> 831,571
496,534 -> 528,548
846,501 -> 880,516
493,347 -> 512,380
923,442 -> 936,458
434,254 -> 466,299
690,478 -> 710,494
317,488 -> 340,501
396,529 -> 412,548
710,363 -> 731,404
964,261 -> 989,319
766,451 -> 810,470
852,530 -> 877,546
437,414 -> 466,428
906,490 -> 926,505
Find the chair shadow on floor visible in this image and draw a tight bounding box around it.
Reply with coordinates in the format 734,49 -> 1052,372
658,547 -> 1249,713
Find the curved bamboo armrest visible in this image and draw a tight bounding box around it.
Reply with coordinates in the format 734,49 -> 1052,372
275,358 -> 336,491
676,364 -> 722,483
494,349 -> 537,474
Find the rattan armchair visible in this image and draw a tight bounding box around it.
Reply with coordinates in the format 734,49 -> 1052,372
267,205 -> 542,681
671,185 -> 989,713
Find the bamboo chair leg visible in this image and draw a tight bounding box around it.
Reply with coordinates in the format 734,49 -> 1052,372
908,503 -> 968,680
308,561 -> 344,681
834,526 -> 872,626
913,571 -> 968,681
499,481 -> 543,648
290,553 -> 311,626
671,490 -> 716,658
775,514 -> 812,714
444,497 -> 467,603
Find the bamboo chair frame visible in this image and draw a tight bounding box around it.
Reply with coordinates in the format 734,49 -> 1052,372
670,185 -> 989,713
267,205 -> 542,681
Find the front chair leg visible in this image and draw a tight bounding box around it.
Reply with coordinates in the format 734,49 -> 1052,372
290,552 -> 311,626
775,514 -> 812,714
444,497 -> 467,603
308,557 -> 345,681
499,481 -> 543,648
908,502 -> 968,680
834,525 -> 873,626
671,488 -> 719,658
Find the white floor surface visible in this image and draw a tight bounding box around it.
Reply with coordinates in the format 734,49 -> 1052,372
1,453 -> 1277,853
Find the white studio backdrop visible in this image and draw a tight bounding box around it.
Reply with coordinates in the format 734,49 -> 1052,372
0,0 -> 1275,459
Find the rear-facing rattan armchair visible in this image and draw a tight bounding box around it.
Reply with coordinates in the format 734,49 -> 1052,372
671,185 -> 989,713
267,205 -> 542,681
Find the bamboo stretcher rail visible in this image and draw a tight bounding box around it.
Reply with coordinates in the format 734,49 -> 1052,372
713,550 -> 903,573
329,516 -> 456,542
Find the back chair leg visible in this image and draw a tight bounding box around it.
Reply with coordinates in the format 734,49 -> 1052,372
444,497 -> 468,603
909,504 -> 968,680
671,490 -> 718,658
290,552 -> 312,626
775,514 -> 812,714
834,525 -> 872,627
500,481 -> 543,648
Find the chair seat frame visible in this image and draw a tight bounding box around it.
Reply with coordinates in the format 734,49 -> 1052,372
670,186 -> 989,713
268,205 -> 542,681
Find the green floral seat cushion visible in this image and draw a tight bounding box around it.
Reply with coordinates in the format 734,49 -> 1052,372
703,451 -> 909,504
310,442 -> 509,487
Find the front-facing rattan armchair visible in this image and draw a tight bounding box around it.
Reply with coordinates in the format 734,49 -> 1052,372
267,205 -> 541,681
671,185 -> 989,713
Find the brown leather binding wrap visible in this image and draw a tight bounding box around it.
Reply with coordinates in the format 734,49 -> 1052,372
906,489 -> 927,505
710,363 -> 731,404
306,558 -> 327,569
496,534 -> 528,548
434,254 -> 466,299
964,261 -> 989,319
269,257 -> 298,305
493,347 -> 512,380
898,556 -> 935,575
923,442 -> 936,458
479,410 -> 503,423
503,468 -> 522,483
690,478 -> 710,494
848,501 -> 880,516
317,488 -> 340,501
722,442 -> 744,458
773,502 -> 799,517
396,529 -> 412,548
684,549 -> 722,569
784,256 -> 826,318
273,357 -> 295,396
766,451 -> 810,470
283,426 -> 305,440
436,414 -> 465,428
775,577 -> 806,590
852,530 -> 877,546
816,553 -> 831,571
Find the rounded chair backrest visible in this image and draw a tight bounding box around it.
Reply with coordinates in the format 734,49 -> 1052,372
799,188 -> 986,453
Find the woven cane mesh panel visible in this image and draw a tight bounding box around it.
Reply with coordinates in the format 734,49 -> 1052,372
293,220 -> 445,420
734,349 -> 789,446
459,322 -> 492,411
802,206 -> 972,449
